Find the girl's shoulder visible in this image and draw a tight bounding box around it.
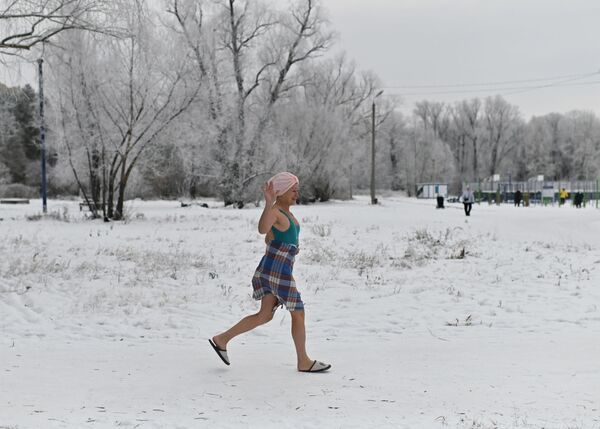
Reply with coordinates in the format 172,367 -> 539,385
285,209 -> 300,226
272,207 -> 289,224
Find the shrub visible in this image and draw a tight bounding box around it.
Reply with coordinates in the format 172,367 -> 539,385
26,206 -> 71,222
0,183 -> 38,198
311,223 -> 332,237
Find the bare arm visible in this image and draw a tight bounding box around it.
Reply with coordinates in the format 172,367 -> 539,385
258,181 -> 278,235
258,206 -> 278,235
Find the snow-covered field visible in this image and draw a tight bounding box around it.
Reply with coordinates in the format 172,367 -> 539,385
1,196 -> 599,429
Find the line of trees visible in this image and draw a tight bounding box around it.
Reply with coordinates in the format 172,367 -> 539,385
380,97 -> 600,195
2,0 -> 600,216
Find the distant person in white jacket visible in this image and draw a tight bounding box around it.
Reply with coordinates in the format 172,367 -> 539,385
462,186 -> 474,216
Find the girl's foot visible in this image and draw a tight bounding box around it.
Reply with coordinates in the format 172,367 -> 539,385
298,360 -> 331,373
209,337 -> 230,366
212,335 -> 227,350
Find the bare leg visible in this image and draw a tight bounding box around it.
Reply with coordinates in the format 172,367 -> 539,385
290,310 -> 313,370
213,294 -> 278,350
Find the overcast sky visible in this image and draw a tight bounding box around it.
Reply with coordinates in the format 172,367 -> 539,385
2,0 -> 600,120
320,0 -> 600,119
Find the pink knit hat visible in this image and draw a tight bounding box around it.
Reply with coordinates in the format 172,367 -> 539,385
268,172 -> 299,197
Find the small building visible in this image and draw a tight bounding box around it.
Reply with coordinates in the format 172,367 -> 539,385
417,183 -> 448,199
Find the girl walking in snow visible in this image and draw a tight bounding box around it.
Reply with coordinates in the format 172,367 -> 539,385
209,172 -> 331,373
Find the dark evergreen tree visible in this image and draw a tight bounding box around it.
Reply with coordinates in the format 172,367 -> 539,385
0,84 -> 40,185
12,84 -> 40,162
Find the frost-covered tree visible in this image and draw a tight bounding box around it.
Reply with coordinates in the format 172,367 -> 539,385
513,111 -> 600,182
451,98 -> 482,182
276,54 -> 380,201
560,111 -> 600,180
380,111 -> 408,192
49,31 -> 107,217
409,102 -> 455,189
522,115 -> 551,179
482,95 -> 523,178
168,0 -> 334,205
49,1 -> 198,219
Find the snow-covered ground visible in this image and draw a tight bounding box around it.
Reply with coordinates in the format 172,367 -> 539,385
1,196 -> 599,429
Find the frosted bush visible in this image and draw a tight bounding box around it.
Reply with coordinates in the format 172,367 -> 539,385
363,271 -> 386,288
96,245 -> 208,283
345,250 -> 379,276
26,207 -> 71,222
2,253 -> 71,278
304,244 -> 338,265
403,227 -> 470,265
311,223 -> 332,237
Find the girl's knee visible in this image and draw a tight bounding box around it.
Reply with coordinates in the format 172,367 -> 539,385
257,310 -> 274,324
290,310 -> 305,319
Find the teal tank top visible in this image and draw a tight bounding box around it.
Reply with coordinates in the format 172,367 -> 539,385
271,209 -> 300,246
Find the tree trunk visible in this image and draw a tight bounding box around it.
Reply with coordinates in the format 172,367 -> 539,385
102,142 -> 108,220
107,154 -> 120,219
114,153 -> 128,220
472,137 -> 478,180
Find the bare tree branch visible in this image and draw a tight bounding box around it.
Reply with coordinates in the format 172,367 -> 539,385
0,0 -> 125,56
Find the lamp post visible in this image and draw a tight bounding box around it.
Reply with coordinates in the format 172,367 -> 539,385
370,89 -> 384,205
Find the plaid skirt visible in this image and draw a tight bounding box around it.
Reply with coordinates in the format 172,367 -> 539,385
252,240 -> 304,311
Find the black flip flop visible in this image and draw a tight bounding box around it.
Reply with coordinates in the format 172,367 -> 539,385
209,338 -> 230,366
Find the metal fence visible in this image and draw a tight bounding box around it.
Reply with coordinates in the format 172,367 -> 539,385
462,179 -> 600,206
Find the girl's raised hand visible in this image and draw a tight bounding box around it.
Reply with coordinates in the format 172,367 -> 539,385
263,181 -> 276,205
